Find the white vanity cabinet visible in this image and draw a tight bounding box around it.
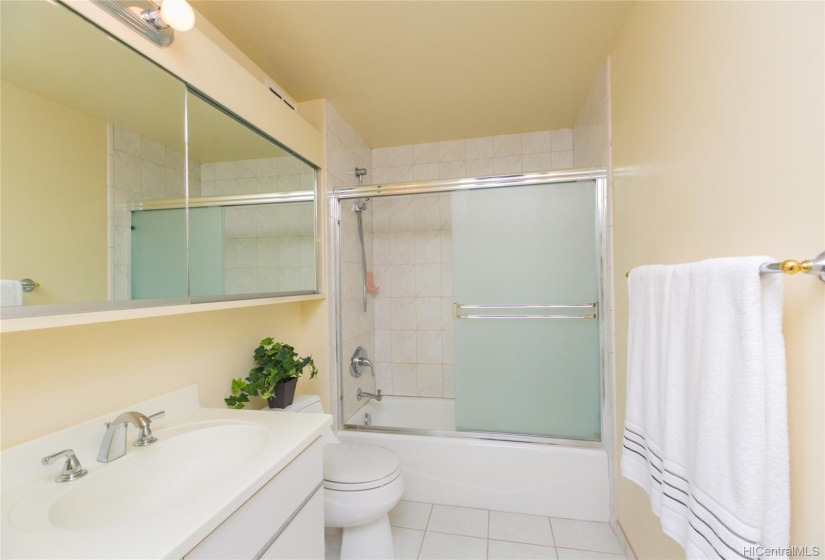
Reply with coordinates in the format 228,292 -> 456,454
185,439 -> 325,560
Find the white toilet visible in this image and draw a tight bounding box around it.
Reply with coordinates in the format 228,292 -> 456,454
269,395 -> 404,560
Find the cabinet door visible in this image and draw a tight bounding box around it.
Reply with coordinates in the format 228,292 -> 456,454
260,488 -> 324,560
185,441 -> 322,559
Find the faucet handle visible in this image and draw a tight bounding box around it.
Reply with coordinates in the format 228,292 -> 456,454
134,411 -> 163,447
42,449 -> 88,483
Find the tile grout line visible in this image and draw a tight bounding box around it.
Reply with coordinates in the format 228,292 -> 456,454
416,503 -> 435,560
487,508 -> 491,559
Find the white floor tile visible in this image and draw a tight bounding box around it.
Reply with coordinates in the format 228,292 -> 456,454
489,511 -> 555,546
556,547 -> 626,560
428,504 -> 489,538
550,519 -> 624,555
488,540 -> 558,559
419,532 -> 488,560
390,500 -> 433,530
393,527 -> 425,560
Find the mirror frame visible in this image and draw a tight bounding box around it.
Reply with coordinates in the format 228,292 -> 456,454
0,1 -> 323,328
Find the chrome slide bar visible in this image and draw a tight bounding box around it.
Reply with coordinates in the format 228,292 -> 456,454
454,303 -> 598,320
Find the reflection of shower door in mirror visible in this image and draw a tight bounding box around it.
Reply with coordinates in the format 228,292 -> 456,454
452,181 -> 601,440
131,207 -> 224,299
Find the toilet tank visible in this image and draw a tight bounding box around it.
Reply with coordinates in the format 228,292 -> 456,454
271,395 -> 337,445
279,394 -> 324,414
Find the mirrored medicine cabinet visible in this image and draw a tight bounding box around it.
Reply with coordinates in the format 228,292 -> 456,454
0,0 -> 319,319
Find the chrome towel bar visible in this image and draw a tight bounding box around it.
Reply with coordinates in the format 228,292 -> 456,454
759,250 -> 825,282
454,303 -> 598,320
625,250 -> 825,283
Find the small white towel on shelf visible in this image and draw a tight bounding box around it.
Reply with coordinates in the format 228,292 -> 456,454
622,257 -> 789,560
1,280 -> 23,307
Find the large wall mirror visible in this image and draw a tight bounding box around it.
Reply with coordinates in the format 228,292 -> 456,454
0,0 -> 318,319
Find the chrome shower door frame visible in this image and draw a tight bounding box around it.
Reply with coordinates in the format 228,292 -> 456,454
331,169 -> 609,449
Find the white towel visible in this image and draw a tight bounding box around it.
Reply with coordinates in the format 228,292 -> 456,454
622,257 -> 789,560
1,280 -> 23,306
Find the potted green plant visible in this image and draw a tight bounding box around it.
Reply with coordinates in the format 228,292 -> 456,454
225,338 -> 318,409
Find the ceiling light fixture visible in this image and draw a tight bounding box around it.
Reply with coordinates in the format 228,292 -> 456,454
91,0 -> 196,47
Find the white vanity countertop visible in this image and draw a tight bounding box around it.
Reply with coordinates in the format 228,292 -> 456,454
0,386 -> 331,559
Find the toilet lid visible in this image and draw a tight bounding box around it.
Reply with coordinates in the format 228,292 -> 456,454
323,443 -> 401,486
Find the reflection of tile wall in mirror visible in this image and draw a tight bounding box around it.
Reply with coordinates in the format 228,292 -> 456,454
200,158 -> 314,196
110,126 -> 199,300
223,203 -> 315,295
185,90 -> 318,299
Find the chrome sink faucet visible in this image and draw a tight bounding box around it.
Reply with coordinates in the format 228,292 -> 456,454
98,410 -> 164,463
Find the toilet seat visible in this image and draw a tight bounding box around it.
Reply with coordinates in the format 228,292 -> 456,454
323,443 -> 402,491
324,466 -> 402,491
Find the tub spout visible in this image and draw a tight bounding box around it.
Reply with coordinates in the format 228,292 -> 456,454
357,388 -> 382,402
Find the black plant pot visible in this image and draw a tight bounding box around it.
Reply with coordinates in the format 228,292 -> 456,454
267,378 -> 298,409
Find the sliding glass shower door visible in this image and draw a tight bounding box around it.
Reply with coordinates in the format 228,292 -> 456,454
452,180 -> 601,440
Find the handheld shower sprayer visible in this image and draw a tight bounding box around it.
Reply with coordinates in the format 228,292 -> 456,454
352,196 -> 373,311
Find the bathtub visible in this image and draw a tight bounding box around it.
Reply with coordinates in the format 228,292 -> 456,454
339,396 -> 609,522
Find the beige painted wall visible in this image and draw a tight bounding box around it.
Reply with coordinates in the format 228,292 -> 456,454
611,2 -> 824,558
1,81 -> 108,305
0,302 -> 322,448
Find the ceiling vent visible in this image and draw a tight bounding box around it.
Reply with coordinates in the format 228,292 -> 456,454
265,77 -> 296,111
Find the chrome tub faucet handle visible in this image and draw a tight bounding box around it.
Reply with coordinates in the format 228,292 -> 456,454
350,346 -> 374,377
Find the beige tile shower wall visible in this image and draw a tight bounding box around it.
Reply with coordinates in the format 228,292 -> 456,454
322,102 -> 375,423
371,194 -> 454,399
371,129 -> 573,184
573,63 -> 610,170
110,126 -> 200,300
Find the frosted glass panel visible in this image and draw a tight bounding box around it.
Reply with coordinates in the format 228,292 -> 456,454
132,207 -> 226,299
189,207 -> 224,297
454,320 -> 601,439
131,209 -> 187,299
452,182 -> 598,304
452,181 -> 601,440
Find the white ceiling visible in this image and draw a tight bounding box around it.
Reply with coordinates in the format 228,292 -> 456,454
191,1 -> 635,148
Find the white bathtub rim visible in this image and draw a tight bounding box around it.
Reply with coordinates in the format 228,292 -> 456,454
340,424 -> 601,449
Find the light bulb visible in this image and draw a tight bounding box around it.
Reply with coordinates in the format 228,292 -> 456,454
159,0 -> 195,32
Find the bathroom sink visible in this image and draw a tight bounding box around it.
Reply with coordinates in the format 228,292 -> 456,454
2,386 -> 332,559
9,420 -> 270,532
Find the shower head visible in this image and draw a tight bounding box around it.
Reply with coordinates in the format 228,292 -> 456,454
352,198 -> 372,213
